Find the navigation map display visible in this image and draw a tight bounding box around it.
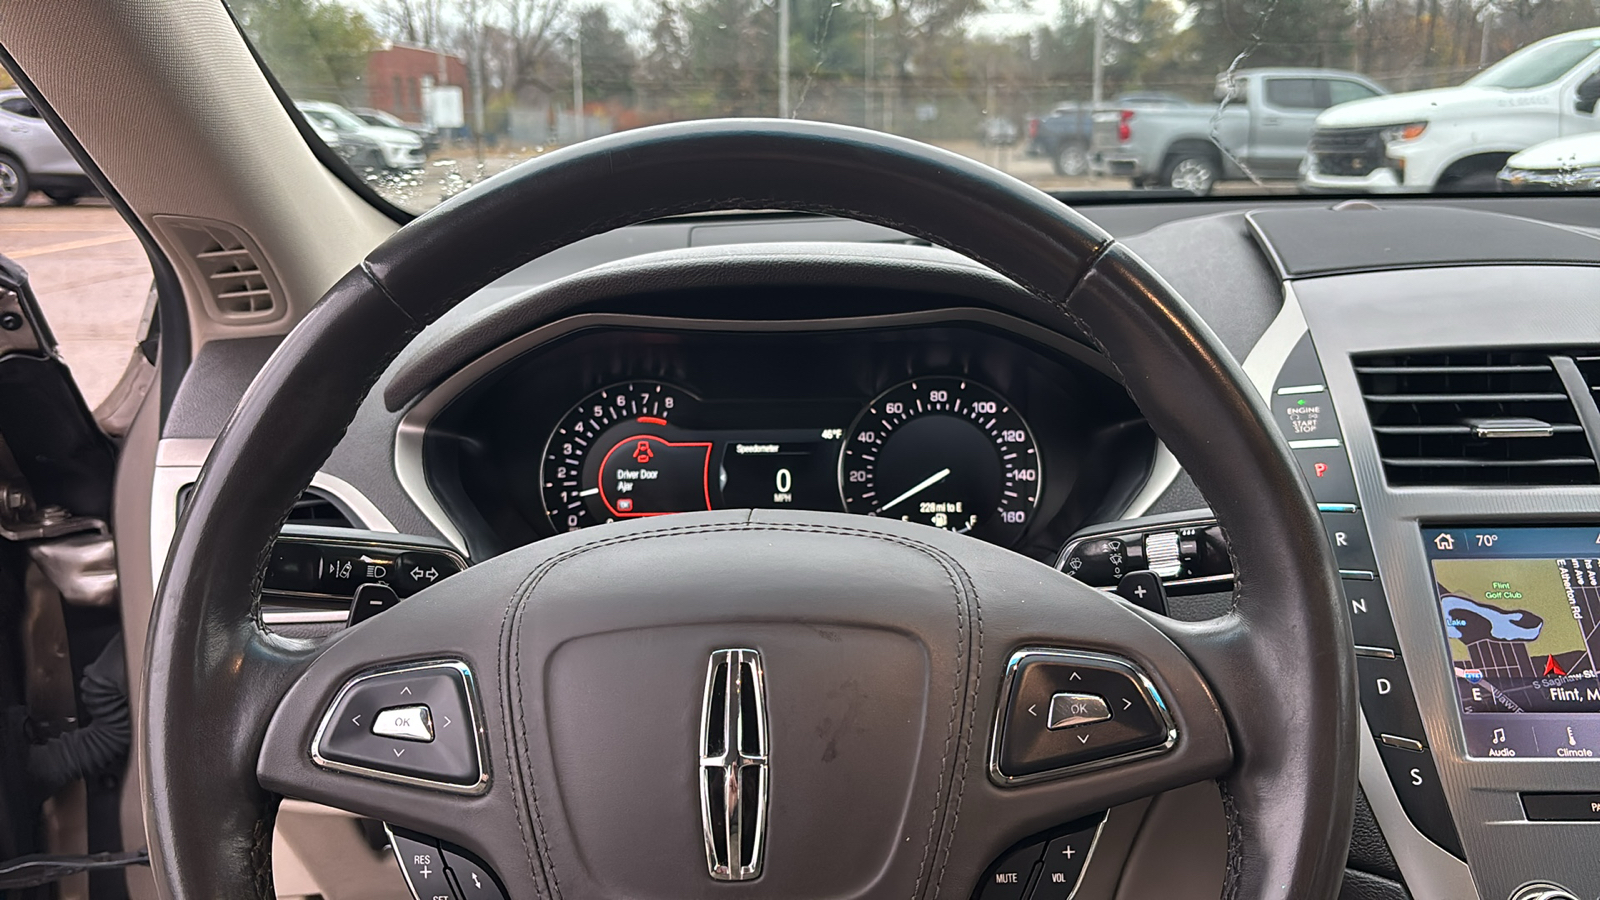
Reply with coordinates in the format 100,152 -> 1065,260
1426,526 -> 1600,759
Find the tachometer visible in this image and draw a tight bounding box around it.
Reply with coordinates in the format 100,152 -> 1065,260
541,381 -> 697,533
840,378 -> 1040,546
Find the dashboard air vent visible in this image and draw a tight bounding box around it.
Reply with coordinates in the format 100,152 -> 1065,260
157,216 -> 285,324
285,488 -> 356,528
177,485 -> 355,528
1354,351 -> 1597,486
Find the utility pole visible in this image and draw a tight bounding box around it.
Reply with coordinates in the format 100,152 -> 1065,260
778,0 -> 792,117
1091,0 -> 1105,108
468,0 -> 485,160
573,30 -> 585,141
1479,10 -> 1493,68
865,13 -> 875,127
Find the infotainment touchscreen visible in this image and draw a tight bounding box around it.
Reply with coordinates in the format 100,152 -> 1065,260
1425,526 -> 1600,759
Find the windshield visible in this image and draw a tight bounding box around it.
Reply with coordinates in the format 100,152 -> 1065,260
227,0 -> 1600,209
1467,37 -> 1600,90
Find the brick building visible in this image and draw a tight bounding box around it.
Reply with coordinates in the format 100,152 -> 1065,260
366,42 -> 470,125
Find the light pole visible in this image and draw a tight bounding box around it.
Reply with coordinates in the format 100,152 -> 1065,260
865,10 -> 875,127
572,29 -> 585,141
1091,0 -> 1105,108
779,0 -> 792,116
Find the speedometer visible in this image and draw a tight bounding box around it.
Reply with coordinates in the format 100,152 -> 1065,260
840,378 -> 1040,546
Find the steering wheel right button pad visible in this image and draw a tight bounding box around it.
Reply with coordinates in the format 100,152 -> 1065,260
992,649 -> 1177,783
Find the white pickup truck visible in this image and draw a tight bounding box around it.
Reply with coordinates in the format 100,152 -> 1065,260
1302,27 -> 1600,192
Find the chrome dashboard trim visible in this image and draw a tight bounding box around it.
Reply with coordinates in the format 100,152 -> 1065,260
1123,282 -> 1307,519
393,307 -> 1121,556
150,437 -> 400,627
260,609 -> 349,625
1238,278 -> 1477,898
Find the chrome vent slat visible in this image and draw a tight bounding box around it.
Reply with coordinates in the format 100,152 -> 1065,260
1355,350 -> 1597,487
1364,392 -> 1568,403
1354,364 -> 1552,375
1384,457 -> 1594,468
1372,424 -> 1585,435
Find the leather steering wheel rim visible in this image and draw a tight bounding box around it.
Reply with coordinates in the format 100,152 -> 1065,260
145,119 -> 1357,899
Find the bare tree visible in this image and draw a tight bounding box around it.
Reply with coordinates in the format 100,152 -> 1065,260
375,0 -> 447,45
500,0 -> 571,95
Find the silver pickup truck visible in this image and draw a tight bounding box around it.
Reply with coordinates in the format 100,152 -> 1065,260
1091,68 -> 1386,194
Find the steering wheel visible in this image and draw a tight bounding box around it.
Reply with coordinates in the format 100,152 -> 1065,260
144,120 -> 1357,900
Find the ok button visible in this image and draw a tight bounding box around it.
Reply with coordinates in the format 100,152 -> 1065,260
373,705 -> 436,742
1047,693 -> 1111,730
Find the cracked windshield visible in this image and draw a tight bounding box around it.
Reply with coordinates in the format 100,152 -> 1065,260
232,0 -> 1600,209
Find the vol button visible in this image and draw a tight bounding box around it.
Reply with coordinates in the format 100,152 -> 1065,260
1031,829 -> 1098,900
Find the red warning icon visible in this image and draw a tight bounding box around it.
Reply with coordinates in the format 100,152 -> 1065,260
1545,655 -> 1568,677
633,440 -> 654,464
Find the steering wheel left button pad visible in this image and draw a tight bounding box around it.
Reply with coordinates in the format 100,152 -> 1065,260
312,661 -> 487,793
992,649 -> 1176,784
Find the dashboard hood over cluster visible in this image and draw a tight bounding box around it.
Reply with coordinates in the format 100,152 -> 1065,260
380,241 -> 1097,411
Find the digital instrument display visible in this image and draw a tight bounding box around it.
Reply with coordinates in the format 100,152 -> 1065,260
1425,526 -> 1600,759
540,378 -> 1041,545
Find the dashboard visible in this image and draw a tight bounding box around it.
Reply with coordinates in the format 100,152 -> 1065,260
414,313 -> 1152,564
153,197 -> 1600,900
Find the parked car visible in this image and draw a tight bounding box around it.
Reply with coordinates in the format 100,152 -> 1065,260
1497,131 -> 1600,189
0,89 -> 96,206
1028,93 -> 1190,177
294,100 -> 424,170
351,107 -> 440,154
1303,27 -> 1600,192
302,113 -> 386,170
1091,69 -> 1385,194
979,116 -> 1019,147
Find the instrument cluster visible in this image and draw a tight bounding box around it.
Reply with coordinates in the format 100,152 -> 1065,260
423,317 -> 1152,563
542,376 -> 1041,546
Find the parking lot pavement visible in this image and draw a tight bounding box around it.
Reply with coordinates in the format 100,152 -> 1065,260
0,198 -> 151,410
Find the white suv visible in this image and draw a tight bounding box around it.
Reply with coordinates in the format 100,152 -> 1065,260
295,100 -> 425,171
0,89 -> 93,206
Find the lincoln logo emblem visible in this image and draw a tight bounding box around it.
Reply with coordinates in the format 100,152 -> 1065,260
699,648 -> 768,881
